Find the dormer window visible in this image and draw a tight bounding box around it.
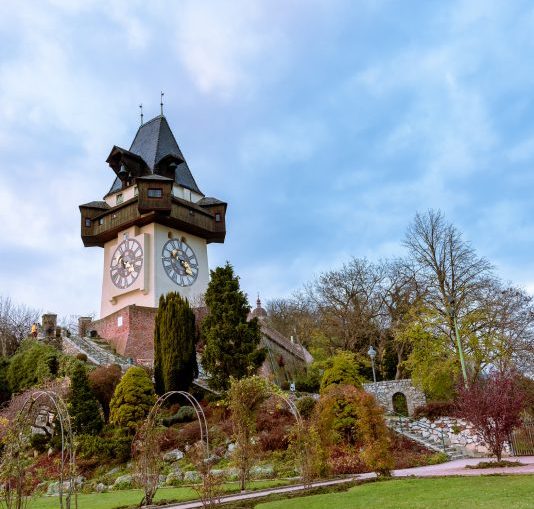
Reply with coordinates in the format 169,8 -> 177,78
116,193 -> 123,205
148,188 -> 163,198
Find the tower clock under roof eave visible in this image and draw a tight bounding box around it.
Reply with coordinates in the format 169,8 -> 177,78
79,113 -> 227,329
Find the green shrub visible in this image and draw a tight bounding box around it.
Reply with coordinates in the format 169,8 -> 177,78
296,396 -> 316,419
162,405 -> 197,426
30,433 -> 50,453
0,358 -> 11,404
109,366 -> 155,431
294,366 -> 321,393
426,452 -> 449,465
320,351 -> 366,392
76,433 -> 132,463
69,363 -> 103,435
7,340 -> 62,392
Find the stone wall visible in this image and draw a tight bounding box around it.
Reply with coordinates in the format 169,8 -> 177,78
363,379 -> 426,416
399,416 -> 511,457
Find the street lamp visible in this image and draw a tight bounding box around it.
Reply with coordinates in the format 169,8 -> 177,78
447,297 -> 468,386
367,345 -> 377,384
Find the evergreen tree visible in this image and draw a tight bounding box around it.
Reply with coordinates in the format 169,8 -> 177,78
109,366 -> 155,432
201,263 -> 266,391
154,292 -> 198,395
69,362 -> 103,435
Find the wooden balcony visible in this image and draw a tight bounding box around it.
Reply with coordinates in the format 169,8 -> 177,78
80,196 -> 226,247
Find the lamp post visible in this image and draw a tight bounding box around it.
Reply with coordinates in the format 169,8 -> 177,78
447,297 -> 468,387
367,345 -> 377,384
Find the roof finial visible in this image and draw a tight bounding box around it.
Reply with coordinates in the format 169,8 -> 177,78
160,91 -> 164,116
139,104 -> 144,126
256,293 -> 261,308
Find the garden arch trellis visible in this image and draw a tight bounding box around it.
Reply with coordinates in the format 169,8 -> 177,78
1,389 -> 77,509
133,391 -> 209,507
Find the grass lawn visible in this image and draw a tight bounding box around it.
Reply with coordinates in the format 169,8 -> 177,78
257,476 -> 534,509
28,479 -> 290,509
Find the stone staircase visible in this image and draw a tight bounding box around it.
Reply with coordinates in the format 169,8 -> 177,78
386,416 -> 467,460
62,333 -> 220,395
62,333 -> 131,370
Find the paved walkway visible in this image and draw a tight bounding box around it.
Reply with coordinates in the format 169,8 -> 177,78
160,456 -> 534,509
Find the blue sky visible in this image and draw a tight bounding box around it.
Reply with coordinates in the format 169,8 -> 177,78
1,0 -> 534,318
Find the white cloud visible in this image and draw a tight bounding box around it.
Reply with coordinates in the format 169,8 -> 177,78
171,1 -> 285,98
239,118 -> 328,169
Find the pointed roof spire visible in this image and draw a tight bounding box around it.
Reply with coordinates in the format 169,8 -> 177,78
128,115 -> 203,194
249,293 -> 267,320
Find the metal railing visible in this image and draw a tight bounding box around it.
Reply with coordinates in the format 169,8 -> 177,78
510,420 -> 534,456
389,411 -> 447,453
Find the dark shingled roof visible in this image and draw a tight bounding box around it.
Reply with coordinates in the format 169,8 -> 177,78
129,115 -> 203,195
106,176 -> 122,196
197,197 -> 226,206
80,200 -> 110,209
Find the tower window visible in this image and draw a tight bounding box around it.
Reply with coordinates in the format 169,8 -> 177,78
148,188 -> 163,198
215,213 -> 221,222
84,218 -> 92,227
99,218 -> 104,225
116,193 -> 123,205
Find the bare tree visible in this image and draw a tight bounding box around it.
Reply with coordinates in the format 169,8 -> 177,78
403,210 -> 494,379
303,258 -> 386,354
378,260 -> 423,379
403,210 -> 493,324
0,297 -> 40,357
265,297 -> 318,347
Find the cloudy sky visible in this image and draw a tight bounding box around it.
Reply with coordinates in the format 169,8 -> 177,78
1,0 -> 534,318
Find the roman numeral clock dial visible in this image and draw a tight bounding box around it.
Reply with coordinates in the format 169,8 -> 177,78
109,238 -> 143,289
161,239 -> 199,287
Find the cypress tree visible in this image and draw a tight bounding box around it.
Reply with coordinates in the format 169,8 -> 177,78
154,292 -> 198,394
201,263 -> 266,391
69,362 -> 103,435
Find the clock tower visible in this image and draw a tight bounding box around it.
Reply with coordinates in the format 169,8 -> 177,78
79,115 -> 226,363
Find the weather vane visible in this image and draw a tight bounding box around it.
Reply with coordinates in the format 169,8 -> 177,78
139,103 -> 143,126
160,91 -> 165,115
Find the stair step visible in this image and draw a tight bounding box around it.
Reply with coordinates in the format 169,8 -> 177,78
386,420 -> 469,460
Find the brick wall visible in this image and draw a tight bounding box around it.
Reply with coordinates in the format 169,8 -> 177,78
90,305 -> 157,362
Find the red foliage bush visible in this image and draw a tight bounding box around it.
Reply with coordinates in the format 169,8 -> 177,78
389,432 -> 434,469
254,398 -> 294,452
159,427 -> 183,451
456,370 -> 526,461
171,421 -> 202,450
88,364 -> 122,421
258,426 -> 289,452
413,401 -> 456,420
327,446 -> 367,475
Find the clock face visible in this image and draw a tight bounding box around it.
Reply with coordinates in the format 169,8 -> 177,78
109,238 -> 143,289
161,238 -> 199,287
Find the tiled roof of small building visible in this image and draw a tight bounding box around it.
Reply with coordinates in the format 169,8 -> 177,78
80,201 -> 110,209
198,197 -> 226,206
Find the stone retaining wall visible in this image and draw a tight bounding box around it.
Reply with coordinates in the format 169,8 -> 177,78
400,416 -> 511,456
